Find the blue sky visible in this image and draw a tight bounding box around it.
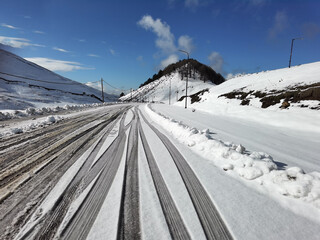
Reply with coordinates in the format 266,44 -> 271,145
0,0 -> 319,94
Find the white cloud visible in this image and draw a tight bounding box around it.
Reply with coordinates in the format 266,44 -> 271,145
78,39 -> 86,42
138,15 -> 176,53
268,11 -> 288,39
138,15 -> 194,54
33,30 -> 45,34
86,82 -> 121,95
208,51 -> 224,73
185,0 -> 199,8
138,15 -> 195,69
88,53 -> 100,58
1,23 -> 19,30
24,16 -> 31,19
25,57 -> 94,72
226,72 -> 245,80
85,82 -> 101,90
160,54 -> 179,69
53,47 -> 69,53
109,48 -> 116,55
178,35 -> 194,53
226,73 -> 234,80
0,36 -> 44,48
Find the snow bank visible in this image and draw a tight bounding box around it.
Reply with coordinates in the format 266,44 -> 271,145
145,104 -> 320,211
0,115 -> 64,137
0,102 -> 117,121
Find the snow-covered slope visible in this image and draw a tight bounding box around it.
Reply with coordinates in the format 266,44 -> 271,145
120,71 -> 215,104
175,61 -> 320,132
0,49 -> 117,110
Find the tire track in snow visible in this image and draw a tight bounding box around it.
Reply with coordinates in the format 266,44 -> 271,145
34,112 -> 122,240
138,112 -> 191,240
117,108 -> 141,240
60,112 -> 129,240
0,112 -> 103,153
0,112 -> 111,190
139,109 -> 233,240
2,107 -> 129,239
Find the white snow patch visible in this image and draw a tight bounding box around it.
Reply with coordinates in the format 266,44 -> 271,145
124,108 -> 134,126
90,118 -> 121,168
138,130 -> 171,239
139,111 -> 207,239
1,115 -> 63,137
87,128 -> 129,239
55,173 -> 101,239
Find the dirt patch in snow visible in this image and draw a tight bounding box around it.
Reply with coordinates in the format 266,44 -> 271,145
219,82 -> 320,109
178,88 -> 209,104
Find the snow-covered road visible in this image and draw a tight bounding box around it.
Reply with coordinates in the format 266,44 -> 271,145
1,103 -> 319,240
1,104 -> 232,240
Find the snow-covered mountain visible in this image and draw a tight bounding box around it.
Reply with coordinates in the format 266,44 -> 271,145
0,49 -> 117,110
121,71 -> 215,104
120,59 -> 223,103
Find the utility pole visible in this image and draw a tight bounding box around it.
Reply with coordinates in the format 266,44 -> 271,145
169,78 -> 171,105
176,90 -> 179,101
179,49 -> 189,109
289,37 -> 303,68
100,78 -> 104,102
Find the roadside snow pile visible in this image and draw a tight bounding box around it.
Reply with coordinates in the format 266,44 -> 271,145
0,102 -> 115,121
0,115 -> 63,137
145,104 -> 320,210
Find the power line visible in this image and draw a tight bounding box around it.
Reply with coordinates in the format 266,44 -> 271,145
103,80 -> 123,90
